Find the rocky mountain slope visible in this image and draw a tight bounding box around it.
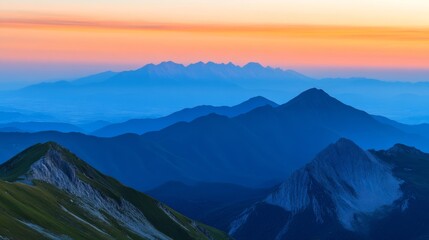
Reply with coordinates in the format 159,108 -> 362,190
0,142 -> 230,240
229,139 -> 429,240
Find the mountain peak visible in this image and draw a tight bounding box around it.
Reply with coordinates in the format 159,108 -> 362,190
243,62 -> 265,70
387,143 -> 424,156
280,88 -> 354,114
331,137 -> 360,150
0,142 -> 81,182
283,88 -> 335,106
312,138 -> 368,167
42,141 -> 64,149
158,61 -> 183,67
238,96 -> 278,108
293,88 -> 331,101
0,143 -> 231,240
263,138 -> 402,232
139,61 -> 185,73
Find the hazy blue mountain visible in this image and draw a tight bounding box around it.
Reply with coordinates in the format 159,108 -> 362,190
0,127 -> 22,132
229,139 -> 429,240
275,88 -> 423,148
0,109 -> 55,123
0,111 -> 32,122
146,181 -> 274,232
0,62 -> 313,122
0,142 -> 230,240
1,61 -> 429,123
77,120 -> 112,132
373,115 -> 429,139
313,77 -> 429,124
0,121 -> 83,133
22,71 -> 118,90
93,96 -> 278,137
72,71 -> 118,85
102,61 -> 311,89
0,89 -> 426,191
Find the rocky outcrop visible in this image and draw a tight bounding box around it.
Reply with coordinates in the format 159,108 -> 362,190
24,148 -> 171,240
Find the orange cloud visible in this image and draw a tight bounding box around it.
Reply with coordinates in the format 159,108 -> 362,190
1,14 -> 429,69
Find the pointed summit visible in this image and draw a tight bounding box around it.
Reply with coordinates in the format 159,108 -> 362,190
387,143 -> 425,156
281,88 -> 341,110
299,88 -> 330,98
137,61 -> 186,75
158,61 -> 184,68
0,143 -> 231,240
244,62 -> 264,68
0,142 -> 104,187
330,137 -> 361,151
0,142 -> 61,182
243,62 -> 265,72
236,96 -> 278,109
255,138 -> 402,235
278,88 -> 380,130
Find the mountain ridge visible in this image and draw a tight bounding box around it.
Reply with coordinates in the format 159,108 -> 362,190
0,89 -> 427,190
93,95 -> 278,137
2,61 -> 429,123
228,139 -> 413,239
0,142 -> 230,240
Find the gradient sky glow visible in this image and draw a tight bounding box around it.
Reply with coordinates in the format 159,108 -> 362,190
1,0 -> 429,83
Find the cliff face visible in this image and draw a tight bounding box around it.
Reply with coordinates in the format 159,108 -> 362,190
266,138 -> 402,230
25,148 -> 169,240
230,139 -> 404,240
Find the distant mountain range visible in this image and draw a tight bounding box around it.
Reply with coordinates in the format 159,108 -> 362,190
93,96 -> 278,137
0,109 -> 55,123
0,88 -> 427,190
0,61 -> 308,122
0,121 -> 111,134
0,61 -> 428,123
1,92 -> 427,141
0,121 -> 84,133
0,142 -> 230,240
229,138 -> 429,240
0,95 -> 278,135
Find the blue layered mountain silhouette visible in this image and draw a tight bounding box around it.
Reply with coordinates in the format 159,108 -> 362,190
1,62 -> 429,123
93,96 -> 278,137
0,88 -> 427,190
0,121 -> 83,133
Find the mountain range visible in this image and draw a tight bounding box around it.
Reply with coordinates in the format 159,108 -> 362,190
0,142 -> 230,240
0,89 -> 427,190
229,138 -> 429,240
1,61 -> 428,123
93,96 -> 278,137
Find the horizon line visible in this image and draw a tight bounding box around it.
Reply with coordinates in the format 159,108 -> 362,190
15,61 -> 429,84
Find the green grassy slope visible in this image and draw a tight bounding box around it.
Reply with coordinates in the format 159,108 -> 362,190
0,142 -> 231,240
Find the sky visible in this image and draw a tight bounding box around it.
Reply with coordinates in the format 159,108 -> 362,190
1,0 -> 429,83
